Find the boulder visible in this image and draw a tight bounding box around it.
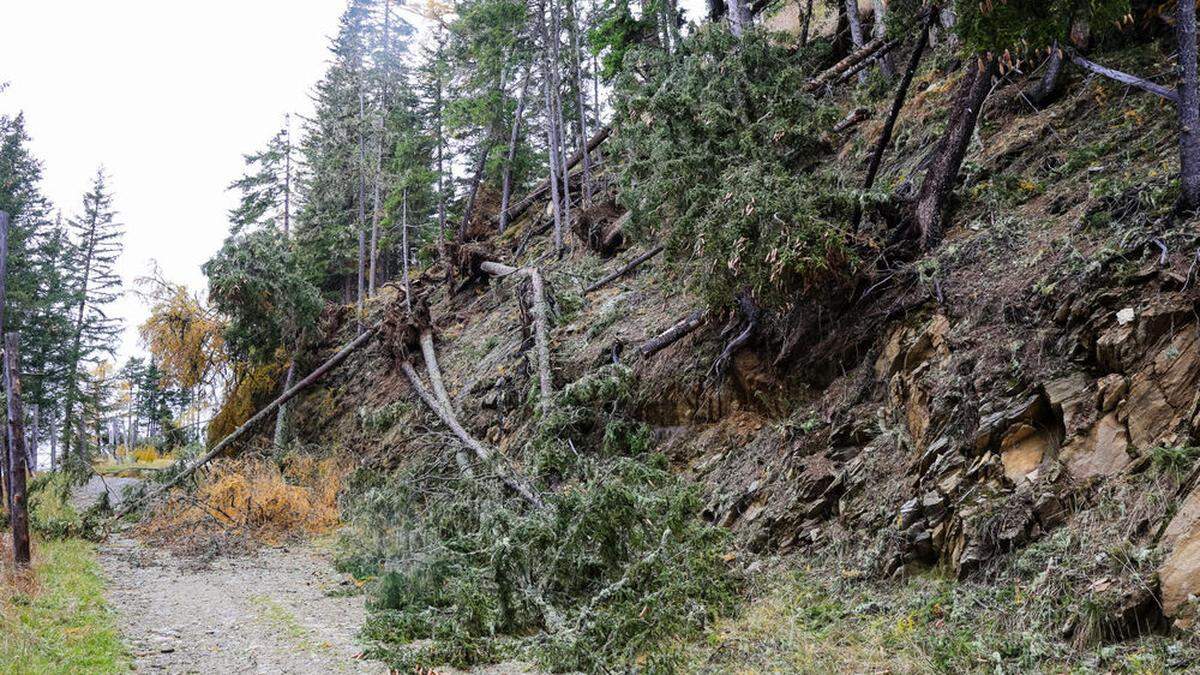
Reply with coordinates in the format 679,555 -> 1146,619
999,423 -> 1052,483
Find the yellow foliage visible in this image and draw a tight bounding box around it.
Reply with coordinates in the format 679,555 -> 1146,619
138,277 -> 228,392
132,447 -> 160,463
206,361 -> 284,446
139,455 -> 349,547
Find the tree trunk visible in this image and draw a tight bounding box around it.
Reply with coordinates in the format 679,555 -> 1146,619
915,54 -> 996,249
1024,44 -> 1065,108
400,360 -> 544,508
726,0 -> 749,36
805,35 -> 895,94
1067,51 -> 1178,102
5,333 -> 31,567
356,84 -> 368,333
584,244 -> 664,294
863,18 -> 931,194
540,0 -> 567,253
401,188 -> 412,313
641,310 -> 706,358
479,261 -> 554,411
273,356 -> 297,448
0,211 -> 8,512
871,0 -> 896,78
500,68 -> 533,233
844,0 -> 868,83
567,0 -> 593,205
501,126 -> 611,226
800,0 -> 814,47
28,404 -> 38,472
114,327 -> 378,520
1179,0 -> 1200,210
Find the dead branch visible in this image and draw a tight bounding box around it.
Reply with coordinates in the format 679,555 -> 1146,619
480,261 -> 554,411
400,361 -> 544,509
641,310 -> 706,359
114,326 -> 379,521
584,244 -> 665,295
1067,51 -> 1179,102
834,39 -> 899,86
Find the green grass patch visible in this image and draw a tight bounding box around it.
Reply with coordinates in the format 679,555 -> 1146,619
1,538 -> 128,674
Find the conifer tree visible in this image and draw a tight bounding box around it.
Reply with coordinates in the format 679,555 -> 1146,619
61,169 -> 124,464
228,122 -> 294,236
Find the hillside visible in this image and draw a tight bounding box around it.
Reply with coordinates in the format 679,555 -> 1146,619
250,33 -> 1200,671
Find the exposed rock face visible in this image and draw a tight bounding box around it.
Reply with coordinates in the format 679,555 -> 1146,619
1161,487 -> 1200,624
1061,412 -> 1131,481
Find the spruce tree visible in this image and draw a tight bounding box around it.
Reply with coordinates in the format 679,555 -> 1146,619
61,169 -> 124,464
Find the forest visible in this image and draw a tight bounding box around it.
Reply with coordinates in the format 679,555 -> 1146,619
4,0 -> 1200,672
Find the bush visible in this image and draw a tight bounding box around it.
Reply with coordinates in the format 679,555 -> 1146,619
612,25 -> 858,312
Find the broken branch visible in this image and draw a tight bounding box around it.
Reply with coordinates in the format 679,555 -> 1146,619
584,244 -> 665,295
641,310 -> 706,359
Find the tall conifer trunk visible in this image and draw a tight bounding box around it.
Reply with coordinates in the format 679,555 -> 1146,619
1178,0 -> 1200,210
915,54 -> 996,249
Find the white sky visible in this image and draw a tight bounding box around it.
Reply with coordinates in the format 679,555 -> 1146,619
0,1 -> 347,362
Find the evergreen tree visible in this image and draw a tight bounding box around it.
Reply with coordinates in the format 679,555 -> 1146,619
228,122 -> 295,236
60,169 -> 124,464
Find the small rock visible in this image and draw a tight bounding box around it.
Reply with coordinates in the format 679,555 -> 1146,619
1116,307 -> 1136,326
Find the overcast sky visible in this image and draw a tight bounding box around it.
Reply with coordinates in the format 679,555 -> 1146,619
0,1 -> 346,361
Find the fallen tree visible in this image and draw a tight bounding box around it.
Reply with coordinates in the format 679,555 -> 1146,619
480,260 -> 554,412
499,125 -> 612,227
641,310 -> 706,359
113,326 -> 379,520
805,35 -> 898,95
1067,51 -> 1178,103
584,244 -> 665,295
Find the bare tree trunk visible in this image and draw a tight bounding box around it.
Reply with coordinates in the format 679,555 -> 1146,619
642,310 -> 706,358
500,68 -> 533,233
1179,0 -> 1200,210
501,126 -> 611,226
49,410 -> 57,471
1024,44 -> 1065,107
584,244 -> 664,294
0,211 -> 8,512
368,113 -> 384,297
1067,52 -> 1178,102
479,261 -> 554,410
273,357 -> 296,448
28,404 -> 38,472
915,54 -> 996,249
567,0 -> 593,205
845,0 -> 868,83
550,0 -> 573,239
5,333 -> 31,567
863,18 -> 931,194
870,0 -> 896,79
357,84 -> 368,334
401,188 -> 412,313
400,361 -> 544,508
726,0 -> 749,36
540,0 -> 566,253
805,35 -> 895,94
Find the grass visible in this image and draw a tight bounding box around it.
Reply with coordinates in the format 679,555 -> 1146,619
0,538 -> 128,674
93,457 -> 174,477
250,594 -> 330,653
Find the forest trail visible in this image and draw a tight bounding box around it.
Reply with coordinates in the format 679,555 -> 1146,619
69,479 -> 386,674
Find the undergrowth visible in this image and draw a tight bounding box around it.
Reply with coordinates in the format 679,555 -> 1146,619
337,364 -> 739,672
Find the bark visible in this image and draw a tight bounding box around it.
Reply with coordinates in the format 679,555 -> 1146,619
1023,44 -> 1065,108
500,68 -> 533,233
566,0 -> 593,204
399,361 -> 544,508
871,0 -> 896,79
844,0 -> 868,83
805,35 -> 896,94
800,0 -> 814,47
0,211 -> 7,512
273,356 -> 297,448
1067,52 -> 1179,102
835,39 -> 899,86
368,113 -> 384,297
1179,0 -> 1200,210
833,107 -> 871,133
356,84 -> 368,334
500,125 -> 611,227
5,333 -> 31,567
726,0 -> 749,36
114,327 -> 378,520
28,404 -> 38,473
539,0 -> 566,253
641,310 -> 707,358
401,189 -> 412,313
915,54 -> 996,250
417,331 -> 473,475
584,244 -> 665,294
479,261 -> 554,411
863,18 -> 931,195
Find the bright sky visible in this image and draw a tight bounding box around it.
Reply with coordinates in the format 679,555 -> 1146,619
0,1 -> 346,362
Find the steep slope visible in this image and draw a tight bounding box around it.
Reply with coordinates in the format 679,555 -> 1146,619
268,37 -> 1200,671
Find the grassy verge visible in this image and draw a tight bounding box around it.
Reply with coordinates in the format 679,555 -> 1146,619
1,538 -> 128,674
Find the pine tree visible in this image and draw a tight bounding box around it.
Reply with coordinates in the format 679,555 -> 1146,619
228,122 -> 295,236
61,169 -> 124,464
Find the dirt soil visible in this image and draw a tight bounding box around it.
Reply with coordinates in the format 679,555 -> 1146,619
98,536 -> 386,674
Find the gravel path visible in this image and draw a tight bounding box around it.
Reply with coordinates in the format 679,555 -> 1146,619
70,475 -> 144,512
98,537 -> 386,674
